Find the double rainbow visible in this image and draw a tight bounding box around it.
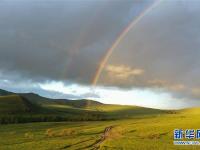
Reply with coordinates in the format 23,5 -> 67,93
92,0 -> 162,86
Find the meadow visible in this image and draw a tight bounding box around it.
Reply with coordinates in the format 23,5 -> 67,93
1,110 -> 200,150
0,89 -> 200,149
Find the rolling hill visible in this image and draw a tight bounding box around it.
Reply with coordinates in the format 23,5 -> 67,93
0,89 -> 168,124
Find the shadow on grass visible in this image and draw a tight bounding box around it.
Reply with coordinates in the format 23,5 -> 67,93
60,138 -> 94,149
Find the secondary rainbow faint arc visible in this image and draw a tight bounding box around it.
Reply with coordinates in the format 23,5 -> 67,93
92,0 -> 162,86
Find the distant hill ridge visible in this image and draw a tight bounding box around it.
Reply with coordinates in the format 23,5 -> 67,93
2,89 -> 200,113
0,89 -> 14,96
0,89 -> 104,110
0,88 -> 192,124
0,89 -> 100,106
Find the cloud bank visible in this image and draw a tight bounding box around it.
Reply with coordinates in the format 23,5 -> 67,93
0,0 -> 200,107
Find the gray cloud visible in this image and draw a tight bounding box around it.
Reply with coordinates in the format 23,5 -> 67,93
1,0 -> 200,102
0,0 -> 153,83
0,73 -> 100,100
98,0 -> 200,100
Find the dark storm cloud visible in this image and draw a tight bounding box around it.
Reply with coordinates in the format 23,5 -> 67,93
0,0 -> 153,84
100,0 -> 200,99
1,0 -> 200,102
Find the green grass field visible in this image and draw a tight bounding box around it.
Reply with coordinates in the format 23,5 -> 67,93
1,110 -> 200,150
0,89 -> 200,150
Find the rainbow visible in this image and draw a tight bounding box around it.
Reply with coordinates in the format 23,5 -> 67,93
92,0 -> 162,86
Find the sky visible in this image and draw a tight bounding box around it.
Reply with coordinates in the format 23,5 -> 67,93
1,0 -> 200,109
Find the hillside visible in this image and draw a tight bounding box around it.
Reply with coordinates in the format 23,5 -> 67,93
176,107 -> 200,115
21,93 -> 103,109
0,89 -> 168,124
0,89 -> 14,96
0,95 -> 36,114
54,99 -> 103,108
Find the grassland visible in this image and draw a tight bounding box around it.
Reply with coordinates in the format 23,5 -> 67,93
0,89 -> 200,149
0,108 -> 200,150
